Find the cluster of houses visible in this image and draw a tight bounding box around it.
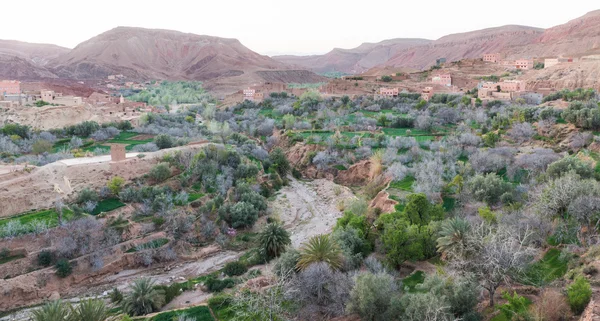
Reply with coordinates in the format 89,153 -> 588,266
0,79 -> 157,127
477,79 -> 543,105
0,80 -> 84,107
483,53 -> 574,69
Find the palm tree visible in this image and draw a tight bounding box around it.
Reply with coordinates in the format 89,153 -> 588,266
259,223 -> 291,259
437,217 -> 471,256
72,298 -> 111,321
121,278 -> 165,316
31,300 -> 73,321
297,234 -> 343,271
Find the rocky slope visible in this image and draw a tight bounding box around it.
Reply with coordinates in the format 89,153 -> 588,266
273,38 -> 432,74
49,27 -> 291,80
0,40 -> 69,79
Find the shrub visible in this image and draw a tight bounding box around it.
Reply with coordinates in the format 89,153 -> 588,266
32,139 -> 53,154
274,248 -> 300,278
110,288 -> 124,304
77,188 -> 99,204
567,276 -> 592,314
149,163 -> 171,182
467,173 -> 513,204
547,157 -> 594,179
38,250 -> 55,267
223,261 -> 247,276
269,148 -> 290,177
107,176 -> 125,195
55,259 -> 72,278
346,271 -> 400,321
205,276 -> 236,292
154,134 -> 174,149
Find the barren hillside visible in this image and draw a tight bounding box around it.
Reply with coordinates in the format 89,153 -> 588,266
273,38 -> 432,74
49,27 -> 292,81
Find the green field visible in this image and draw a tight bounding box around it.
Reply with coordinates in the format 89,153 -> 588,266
126,238 -> 169,253
389,176 -> 415,192
91,198 -> 126,215
0,208 -> 75,230
521,248 -> 569,286
0,253 -> 26,265
402,270 -> 425,292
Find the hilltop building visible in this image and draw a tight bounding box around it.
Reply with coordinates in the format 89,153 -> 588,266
483,53 -> 501,63
421,87 -> 435,101
545,57 -> 574,68
432,74 -> 452,86
378,87 -> 399,98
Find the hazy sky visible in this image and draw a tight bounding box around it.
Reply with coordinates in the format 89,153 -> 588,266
1,0 -> 598,56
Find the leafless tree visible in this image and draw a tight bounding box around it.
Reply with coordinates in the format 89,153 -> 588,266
285,262 -> 354,318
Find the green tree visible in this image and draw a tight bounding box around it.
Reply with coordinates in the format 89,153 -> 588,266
347,272 -> 400,321
107,176 -> 125,195
71,298 -> 111,321
122,278 -> 165,316
499,292 -> 531,320
282,114 -> 296,129
436,217 -> 471,256
567,276 -> 592,314
259,222 -> 291,259
31,300 -> 73,321
381,75 -> 393,82
403,193 -> 444,226
269,148 -> 290,178
153,134 -> 174,149
55,259 -> 72,278
297,234 -> 343,271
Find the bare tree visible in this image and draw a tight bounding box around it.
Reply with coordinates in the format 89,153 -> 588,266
448,223 -> 535,307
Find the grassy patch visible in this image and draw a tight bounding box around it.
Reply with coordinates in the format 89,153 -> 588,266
0,208 -> 75,230
91,198 -> 125,215
147,305 -> 214,321
521,248 -> 569,286
389,176 -> 415,192
126,238 -> 169,253
402,270 -> 425,292
188,192 -> 204,203
0,253 -> 26,265
382,128 -> 429,136
333,164 -> 347,171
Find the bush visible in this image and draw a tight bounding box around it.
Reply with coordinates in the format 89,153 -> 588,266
223,261 -> 247,276
274,248 -> 300,278
77,188 -> 99,205
55,259 -> 72,278
154,134 -> 174,149
37,250 -> 55,267
205,276 -> 235,292
346,271 -> 400,321
107,176 -> 125,195
467,173 -> 513,204
567,276 -> 592,314
547,157 -> 594,179
149,163 -> 171,182
32,139 -> 53,154
110,288 -> 124,304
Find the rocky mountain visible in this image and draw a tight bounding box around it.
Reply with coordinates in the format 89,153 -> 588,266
49,27 -> 295,80
511,9 -> 600,58
0,40 -> 69,79
380,25 -> 543,70
273,38 -> 432,74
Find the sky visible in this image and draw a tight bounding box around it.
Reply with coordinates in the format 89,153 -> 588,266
0,0 -> 598,56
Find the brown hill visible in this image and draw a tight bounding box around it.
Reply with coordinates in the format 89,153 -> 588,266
273,38 -> 432,74
49,26 -> 294,80
0,40 -> 69,79
382,25 -> 543,70
511,10 -> 600,58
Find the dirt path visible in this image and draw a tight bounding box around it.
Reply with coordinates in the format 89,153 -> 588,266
271,178 -> 355,247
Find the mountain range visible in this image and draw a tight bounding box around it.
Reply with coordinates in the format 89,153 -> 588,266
0,10 -> 599,85
275,10 -> 600,74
